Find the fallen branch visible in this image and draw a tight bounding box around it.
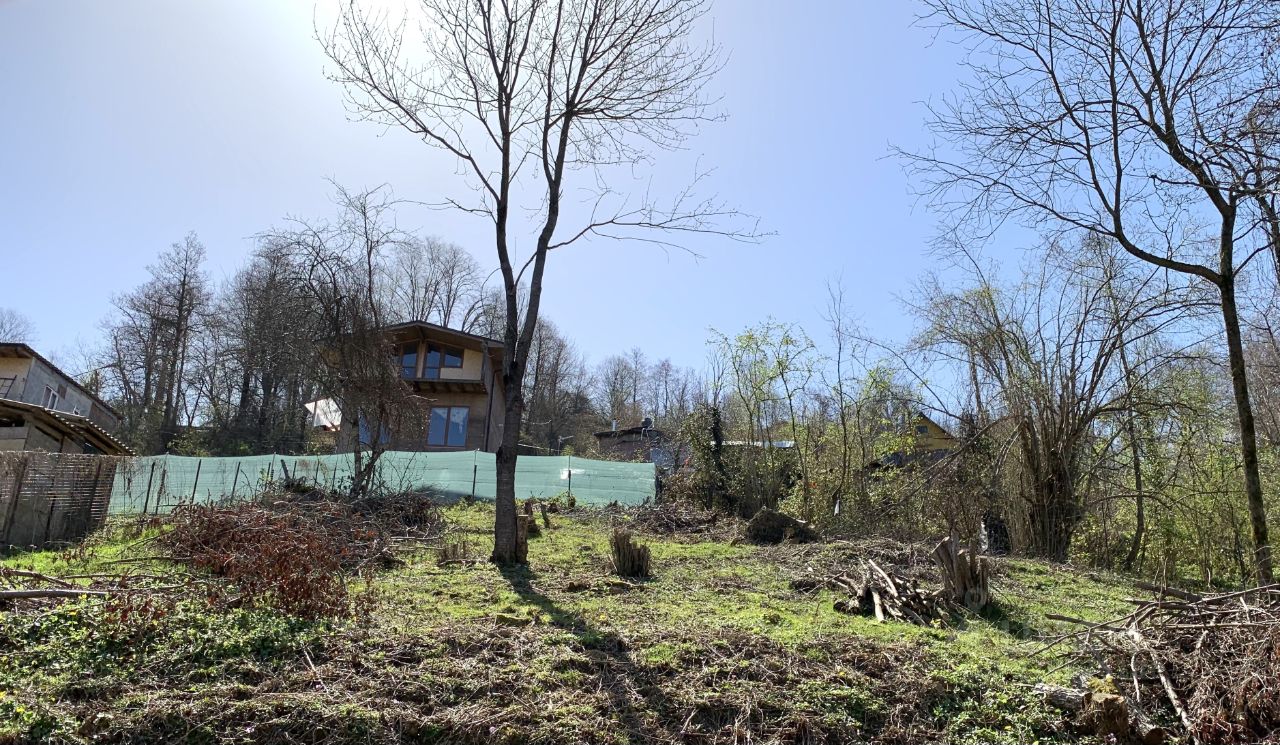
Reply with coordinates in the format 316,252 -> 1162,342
1,588 -> 109,600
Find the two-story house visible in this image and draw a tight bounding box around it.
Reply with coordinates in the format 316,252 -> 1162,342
0,343 -> 132,455
336,321 -> 507,453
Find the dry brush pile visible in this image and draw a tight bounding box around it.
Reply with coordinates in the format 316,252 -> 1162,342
1,489 -> 446,621
157,490 -> 446,618
1047,583 -> 1280,744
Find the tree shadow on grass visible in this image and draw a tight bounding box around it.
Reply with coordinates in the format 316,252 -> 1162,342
966,600 -> 1041,639
498,564 -> 674,740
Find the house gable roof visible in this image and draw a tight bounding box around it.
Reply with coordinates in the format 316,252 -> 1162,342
382,321 -> 503,350
0,397 -> 134,455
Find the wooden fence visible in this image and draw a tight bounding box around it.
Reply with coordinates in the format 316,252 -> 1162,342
0,451 -> 121,548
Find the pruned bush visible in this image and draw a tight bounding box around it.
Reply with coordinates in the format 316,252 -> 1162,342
745,508 -> 817,544
160,493 -> 443,619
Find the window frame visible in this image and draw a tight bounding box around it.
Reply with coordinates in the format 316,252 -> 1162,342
42,386 -> 59,410
398,341 -> 420,379
427,405 -> 470,447
422,343 -> 465,379
0,376 -> 14,398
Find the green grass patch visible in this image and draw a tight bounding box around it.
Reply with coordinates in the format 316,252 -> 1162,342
0,504 -> 1138,744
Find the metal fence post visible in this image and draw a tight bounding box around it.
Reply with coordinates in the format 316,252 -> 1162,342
230,462 -> 242,500
190,460 -> 202,505
154,466 -> 167,515
142,461 -> 156,515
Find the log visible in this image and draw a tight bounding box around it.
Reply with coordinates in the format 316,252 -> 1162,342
0,588 -> 109,600
1133,581 -> 1201,602
0,568 -> 75,588
1034,683 -> 1085,711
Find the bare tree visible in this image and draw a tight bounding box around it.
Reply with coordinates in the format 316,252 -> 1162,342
911,242 -> 1192,560
0,308 -> 34,344
911,0 -> 1280,580
384,237 -> 487,330
188,243 -> 326,455
522,318 -> 595,453
322,0 -> 757,561
264,185 -> 426,497
98,234 -> 211,453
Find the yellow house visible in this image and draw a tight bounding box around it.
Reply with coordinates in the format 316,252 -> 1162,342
909,412 -> 958,453
864,412 -> 959,473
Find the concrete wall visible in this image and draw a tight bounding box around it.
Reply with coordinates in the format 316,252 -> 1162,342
0,427 -> 28,451
0,354 -> 120,435
24,357 -> 95,418
23,424 -> 67,453
0,357 -> 30,400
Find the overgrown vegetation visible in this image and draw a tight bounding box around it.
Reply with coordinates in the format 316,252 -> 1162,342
1,501 -> 1154,744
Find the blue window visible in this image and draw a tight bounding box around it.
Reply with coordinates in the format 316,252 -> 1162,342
423,343 -> 464,379
428,406 -> 469,447
358,415 -> 390,447
399,342 -> 419,378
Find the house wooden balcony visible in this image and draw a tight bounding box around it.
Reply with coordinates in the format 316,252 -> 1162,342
403,376 -> 488,395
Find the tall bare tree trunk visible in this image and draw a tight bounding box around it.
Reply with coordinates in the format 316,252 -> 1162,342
492,388 -> 524,564
1220,279 -> 1274,582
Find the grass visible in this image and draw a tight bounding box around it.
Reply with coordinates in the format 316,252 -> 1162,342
0,503 -> 1141,744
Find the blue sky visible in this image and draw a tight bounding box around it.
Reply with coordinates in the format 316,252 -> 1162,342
0,0 -> 984,372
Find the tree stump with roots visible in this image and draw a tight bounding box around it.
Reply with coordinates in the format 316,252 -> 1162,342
610,529 -> 651,578
933,537 -> 991,612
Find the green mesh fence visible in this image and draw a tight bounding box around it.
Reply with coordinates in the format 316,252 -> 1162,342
107,451 -> 654,514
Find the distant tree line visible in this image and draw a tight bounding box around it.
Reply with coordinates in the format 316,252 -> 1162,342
87,186 -> 703,467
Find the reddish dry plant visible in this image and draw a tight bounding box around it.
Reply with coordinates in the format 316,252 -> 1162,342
161,503 -> 375,619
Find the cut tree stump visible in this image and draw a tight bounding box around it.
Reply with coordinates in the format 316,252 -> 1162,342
515,515 -> 531,564
610,529 -> 651,578
933,537 -> 991,612
522,501 -> 541,537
